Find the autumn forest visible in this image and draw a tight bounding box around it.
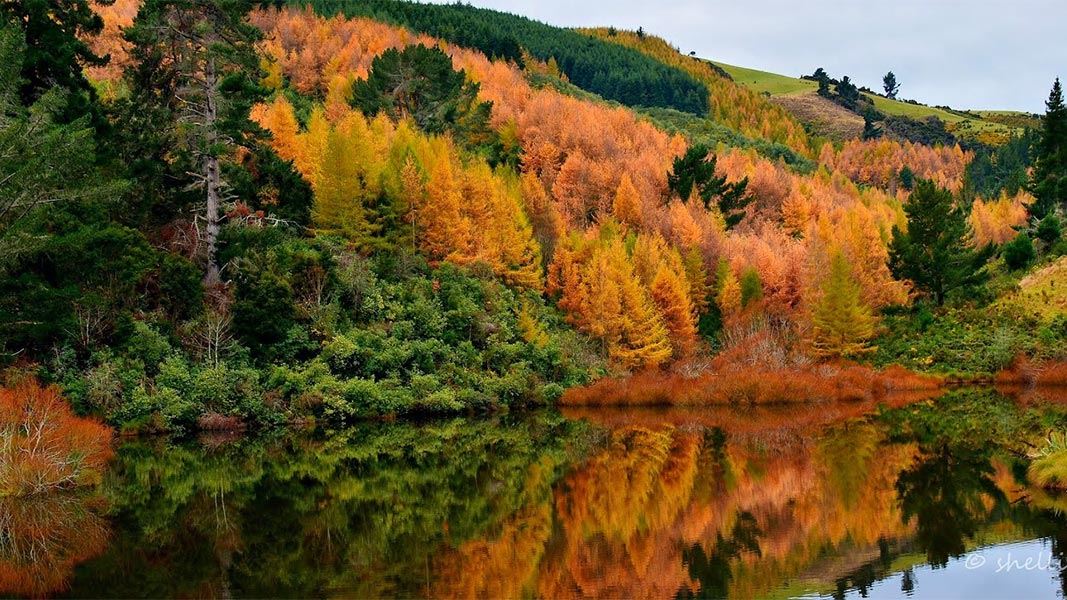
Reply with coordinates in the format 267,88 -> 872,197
2,0 -> 1067,597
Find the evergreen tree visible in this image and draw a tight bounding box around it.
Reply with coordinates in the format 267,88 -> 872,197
811,251 -> 877,358
123,0 -> 265,284
812,67 -> 831,98
862,114 -> 883,140
0,25 -> 120,269
1036,213 -> 1062,245
350,44 -> 494,149
668,144 -> 751,229
1030,78 -> 1067,220
0,0 -> 107,120
889,180 -> 994,306
883,71 -> 900,99
835,76 -> 861,110
899,166 -> 916,191
1002,233 -> 1035,270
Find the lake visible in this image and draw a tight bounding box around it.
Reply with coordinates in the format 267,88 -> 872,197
4,387 -> 1067,599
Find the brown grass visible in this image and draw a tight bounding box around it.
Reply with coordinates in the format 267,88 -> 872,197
996,357 -> 1067,388
771,92 -> 864,141
0,379 -> 114,497
560,363 -> 942,407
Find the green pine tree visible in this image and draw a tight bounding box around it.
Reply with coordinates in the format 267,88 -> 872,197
0,25 -> 121,269
350,44 -> 494,149
1030,78 -> 1067,220
0,0 -> 106,121
889,180 -> 994,306
123,0 -> 265,284
883,71 -> 900,99
668,144 -> 751,229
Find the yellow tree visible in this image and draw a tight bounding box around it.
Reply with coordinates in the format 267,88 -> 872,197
419,149 -> 464,262
811,251 -> 878,358
612,173 -> 643,229
611,240 -> 672,369
716,262 -> 742,319
651,265 -> 699,358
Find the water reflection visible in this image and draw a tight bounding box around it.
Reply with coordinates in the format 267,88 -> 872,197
0,494 -> 109,597
8,389 -> 1067,598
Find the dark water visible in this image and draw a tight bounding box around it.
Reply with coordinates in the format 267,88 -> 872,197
5,387 -> 1067,599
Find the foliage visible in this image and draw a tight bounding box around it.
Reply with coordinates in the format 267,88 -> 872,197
1002,233 -> 1036,270
295,0 -> 709,114
581,27 -> 814,157
870,305 -> 1065,374
883,71 -> 900,99
811,252 -> 878,358
350,44 -> 494,151
965,130 -> 1035,199
822,138 -> 971,193
0,378 -> 112,496
668,144 -> 751,228
0,26 -> 123,270
889,180 -> 993,305
1028,431 -> 1067,490
1037,213 -> 1063,245
1030,78 -> 1067,219
638,106 -> 815,172
0,0 -> 105,122
123,0 -> 266,282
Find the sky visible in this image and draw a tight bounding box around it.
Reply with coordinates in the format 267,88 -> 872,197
426,0 -> 1065,113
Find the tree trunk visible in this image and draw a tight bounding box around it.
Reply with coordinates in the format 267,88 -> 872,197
203,57 -> 222,285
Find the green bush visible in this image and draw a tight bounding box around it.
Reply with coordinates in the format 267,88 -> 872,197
1036,214 -> 1062,245
1003,233 -> 1036,270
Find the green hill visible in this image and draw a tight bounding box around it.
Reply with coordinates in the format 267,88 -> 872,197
712,60 -> 1036,145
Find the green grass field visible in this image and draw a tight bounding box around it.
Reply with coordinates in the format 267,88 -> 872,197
712,61 -> 1030,143
711,61 -> 816,96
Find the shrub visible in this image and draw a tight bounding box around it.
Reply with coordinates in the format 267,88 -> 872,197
1028,431 -> 1067,489
1003,233 -> 1036,270
1037,214 -> 1062,245
0,379 -> 113,496
559,364 -> 942,407
122,321 -> 172,375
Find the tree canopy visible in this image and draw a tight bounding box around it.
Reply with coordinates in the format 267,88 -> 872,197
889,180 -> 993,305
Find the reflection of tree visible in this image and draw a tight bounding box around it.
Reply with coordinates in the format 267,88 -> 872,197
64,414 -> 587,598
677,512 -> 761,599
0,494 -> 109,597
895,444 -> 1003,567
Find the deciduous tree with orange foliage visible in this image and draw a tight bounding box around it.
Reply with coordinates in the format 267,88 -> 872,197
252,95 -> 543,289
548,223 -> 673,368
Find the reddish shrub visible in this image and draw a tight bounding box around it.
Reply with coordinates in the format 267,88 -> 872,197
997,357 -> 1067,387
0,380 -> 114,496
196,412 -> 246,432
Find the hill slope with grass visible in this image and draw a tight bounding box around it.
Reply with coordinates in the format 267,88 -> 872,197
712,60 -> 1038,145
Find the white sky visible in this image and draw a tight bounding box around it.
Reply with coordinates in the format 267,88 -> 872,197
427,0 -> 1065,113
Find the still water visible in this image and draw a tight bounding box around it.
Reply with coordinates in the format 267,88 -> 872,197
5,387 -> 1067,599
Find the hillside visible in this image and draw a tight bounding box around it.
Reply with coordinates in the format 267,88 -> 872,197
713,60 -> 1036,145
290,0 -> 709,115
0,0 -> 1064,436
